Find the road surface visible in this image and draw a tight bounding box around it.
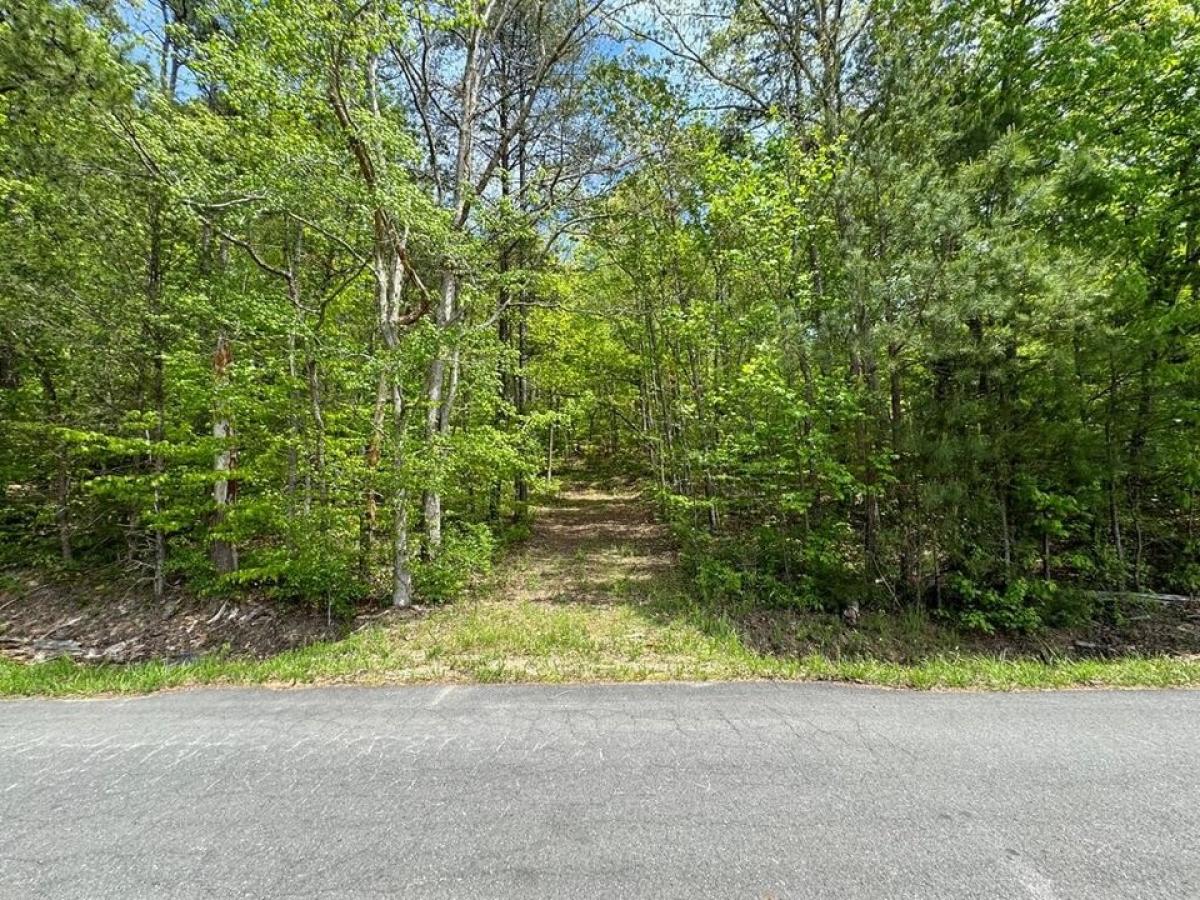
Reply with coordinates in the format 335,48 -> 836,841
2,683 -> 1197,898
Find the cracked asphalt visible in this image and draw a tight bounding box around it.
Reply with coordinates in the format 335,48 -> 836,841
1,683 -> 1197,898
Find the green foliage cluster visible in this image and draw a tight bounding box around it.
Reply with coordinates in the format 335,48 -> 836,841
562,0 -> 1200,632
1,0 -> 1197,638
0,0 -> 564,610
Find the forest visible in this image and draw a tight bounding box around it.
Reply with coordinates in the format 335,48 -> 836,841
1,0 -> 1198,643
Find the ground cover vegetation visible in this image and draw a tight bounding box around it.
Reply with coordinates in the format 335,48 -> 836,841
1,0 -> 1197,688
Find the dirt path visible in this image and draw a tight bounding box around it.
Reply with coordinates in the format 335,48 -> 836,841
491,477 -> 677,606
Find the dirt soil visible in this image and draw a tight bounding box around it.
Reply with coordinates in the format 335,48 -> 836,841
496,475 -> 677,606
0,571 -> 351,664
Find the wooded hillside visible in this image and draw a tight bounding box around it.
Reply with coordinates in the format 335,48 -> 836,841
2,0 -> 1197,635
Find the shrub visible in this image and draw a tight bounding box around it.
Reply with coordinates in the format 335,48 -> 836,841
952,576 -> 1048,634
413,522 -> 497,604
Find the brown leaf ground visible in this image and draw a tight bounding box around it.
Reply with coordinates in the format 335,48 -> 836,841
0,574 -> 345,664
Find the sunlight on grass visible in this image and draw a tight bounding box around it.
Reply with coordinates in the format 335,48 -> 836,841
5,483 -> 1200,699
5,580 -> 1200,697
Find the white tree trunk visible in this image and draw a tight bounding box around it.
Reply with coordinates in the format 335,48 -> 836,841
391,384 -> 413,607
211,334 -> 237,575
392,487 -> 414,607
211,415 -> 238,574
422,269 -> 458,555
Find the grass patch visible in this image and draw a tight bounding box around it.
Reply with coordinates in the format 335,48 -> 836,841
5,477 -> 1199,698
4,580 -> 1200,697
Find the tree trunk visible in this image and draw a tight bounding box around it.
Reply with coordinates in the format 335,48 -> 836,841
38,368 -> 72,564
514,287 -> 530,509
1105,362 -> 1125,577
54,452 -> 72,564
999,480 -> 1012,577
305,356 -> 327,504
422,270 -> 457,555
147,196 -> 168,598
359,371 -> 388,582
211,333 -> 238,575
391,383 -> 414,608
329,50 -> 421,605
1127,353 -> 1157,592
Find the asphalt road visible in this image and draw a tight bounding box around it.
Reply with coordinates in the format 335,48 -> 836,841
1,683 -> 1197,899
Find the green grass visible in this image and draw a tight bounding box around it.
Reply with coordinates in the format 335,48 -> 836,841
9,473 -> 1196,698
4,583 -> 1200,697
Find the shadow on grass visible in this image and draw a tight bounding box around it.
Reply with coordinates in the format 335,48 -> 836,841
621,551 -> 1200,668
527,471 -> 1200,669
5,465 -> 1200,696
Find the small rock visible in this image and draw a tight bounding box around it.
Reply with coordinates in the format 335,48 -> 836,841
31,638 -> 82,661
103,640 -> 130,662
